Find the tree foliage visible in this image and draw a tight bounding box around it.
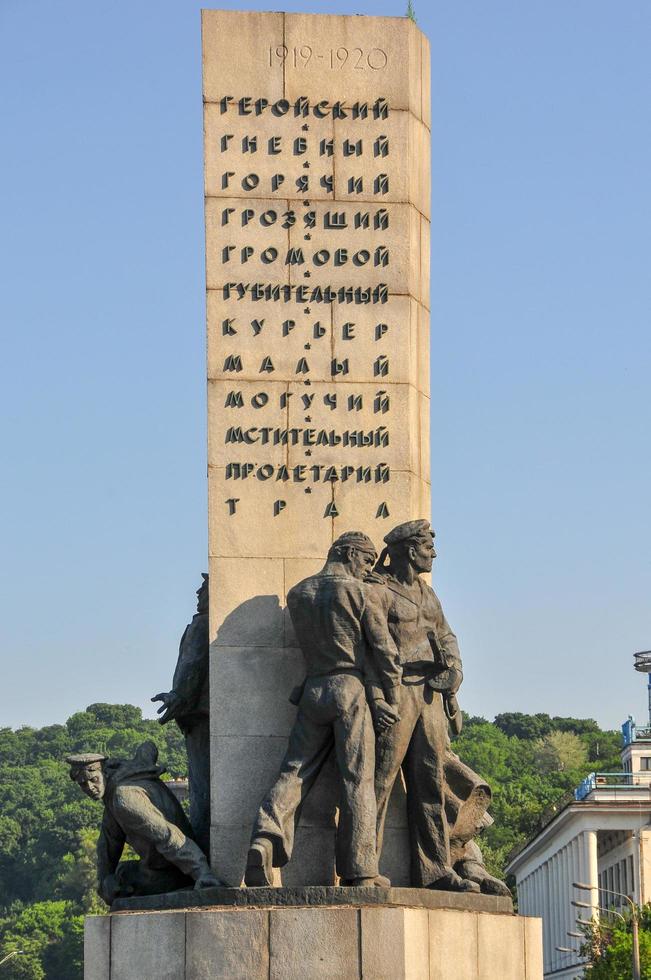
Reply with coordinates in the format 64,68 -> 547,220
0,704 -> 626,978
454,713 -> 621,872
0,704 -> 186,979
580,908 -> 651,978
534,731 -> 588,773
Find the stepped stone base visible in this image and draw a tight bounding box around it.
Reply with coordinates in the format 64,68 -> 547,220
85,890 -> 542,980
110,884 -> 513,915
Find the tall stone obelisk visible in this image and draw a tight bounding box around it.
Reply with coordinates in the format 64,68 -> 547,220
203,10 -> 431,886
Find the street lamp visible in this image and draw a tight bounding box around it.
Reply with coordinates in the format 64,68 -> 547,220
573,882 -> 640,980
0,951 -> 23,967
573,901 -> 626,924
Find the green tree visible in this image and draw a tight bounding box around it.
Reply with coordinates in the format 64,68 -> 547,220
55,830 -> 104,914
494,712 -> 553,740
0,703 -> 625,977
534,731 -> 588,773
581,912 -> 651,979
86,704 -> 143,728
0,901 -> 82,980
551,716 -> 600,737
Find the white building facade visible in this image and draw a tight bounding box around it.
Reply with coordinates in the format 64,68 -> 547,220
506,720 -> 651,979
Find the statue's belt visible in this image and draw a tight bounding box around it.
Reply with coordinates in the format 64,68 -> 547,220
288,667 -> 363,705
402,662 -> 436,676
305,667 -> 363,680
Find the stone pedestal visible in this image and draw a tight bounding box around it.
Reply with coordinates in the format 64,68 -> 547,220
85,890 -> 543,980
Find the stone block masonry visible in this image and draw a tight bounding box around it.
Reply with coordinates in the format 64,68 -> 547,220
203,10 -> 432,886
85,906 -> 543,980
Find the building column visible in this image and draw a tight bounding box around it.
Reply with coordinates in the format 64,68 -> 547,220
541,861 -> 551,971
561,844 -> 574,964
553,853 -> 562,972
586,829 -> 599,917
518,875 -> 528,915
523,874 -> 533,916
633,831 -> 642,904
549,857 -> 558,973
559,847 -> 567,954
638,829 -> 651,904
534,868 -> 542,918
571,835 -> 581,915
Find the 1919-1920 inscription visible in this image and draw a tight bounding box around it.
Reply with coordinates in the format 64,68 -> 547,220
269,45 -> 388,71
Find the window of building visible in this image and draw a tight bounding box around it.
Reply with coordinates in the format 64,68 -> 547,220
620,859 -> 627,896
598,871 -> 604,908
640,756 -> 651,771
629,856 -> 635,897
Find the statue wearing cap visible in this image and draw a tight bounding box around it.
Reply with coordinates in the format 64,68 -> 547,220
67,741 -> 221,904
370,519 -> 510,896
245,531 -> 403,888
152,573 -> 210,853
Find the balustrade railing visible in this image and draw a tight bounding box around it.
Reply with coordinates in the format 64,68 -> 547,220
575,771 -> 651,801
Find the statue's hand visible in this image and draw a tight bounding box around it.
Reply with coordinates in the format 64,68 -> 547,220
151,691 -> 181,725
98,873 -> 120,905
371,699 -> 400,734
427,665 -> 463,695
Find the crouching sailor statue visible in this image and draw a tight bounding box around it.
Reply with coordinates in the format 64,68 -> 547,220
67,740 -> 221,904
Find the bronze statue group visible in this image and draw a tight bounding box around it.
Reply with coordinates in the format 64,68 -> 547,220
67,520 -> 509,904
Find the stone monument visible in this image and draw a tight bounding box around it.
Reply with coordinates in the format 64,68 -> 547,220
205,7 -> 431,890
83,10 -> 543,979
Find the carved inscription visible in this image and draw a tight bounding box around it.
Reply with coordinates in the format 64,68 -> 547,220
208,94 -> 412,520
268,46 -> 388,71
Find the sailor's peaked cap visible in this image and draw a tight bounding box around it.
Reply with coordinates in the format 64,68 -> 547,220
383,519 -> 434,547
66,753 -> 106,772
333,530 -> 377,554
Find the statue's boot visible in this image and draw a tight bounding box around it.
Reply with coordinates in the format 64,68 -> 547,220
244,837 -> 274,887
340,875 -> 391,887
455,859 -> 511,898
479,876 -> 512,898
427,869 -> 480,893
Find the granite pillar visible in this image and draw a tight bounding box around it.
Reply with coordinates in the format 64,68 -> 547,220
203,8 -> 431,887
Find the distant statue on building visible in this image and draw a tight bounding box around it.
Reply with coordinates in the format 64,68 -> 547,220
152,573 -> 210,853
67,741 -> 220,904
371,519 -> 510,895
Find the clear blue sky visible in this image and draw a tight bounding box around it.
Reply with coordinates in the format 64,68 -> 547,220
1,0 -> 649,732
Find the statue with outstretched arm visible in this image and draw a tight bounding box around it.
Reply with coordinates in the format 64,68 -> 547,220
152,573 -> 210,853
